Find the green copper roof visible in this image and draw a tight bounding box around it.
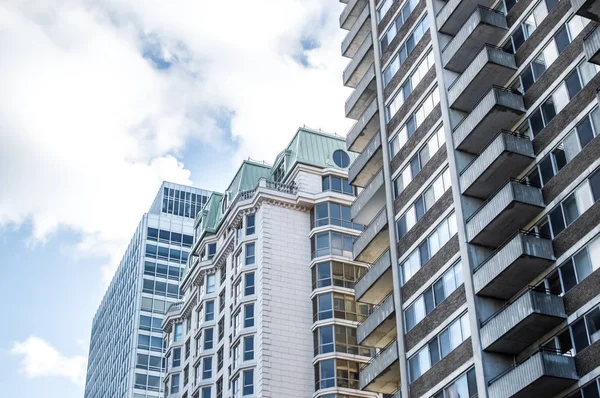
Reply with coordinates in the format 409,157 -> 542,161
271,127 -> 358,177
194,192 -> 223,234
225,160 -> 272,201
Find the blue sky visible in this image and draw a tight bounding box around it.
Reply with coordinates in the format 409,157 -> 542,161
0,1 -> 352,397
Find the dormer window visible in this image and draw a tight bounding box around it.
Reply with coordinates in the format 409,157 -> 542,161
273,160 -> 285,182
332,150 -> 350,168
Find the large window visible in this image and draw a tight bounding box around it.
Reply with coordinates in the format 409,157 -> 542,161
401,212 -> 458,285
432,367 -> 477,398
311,231 -> 356,259
244,336 -> 255,361
518,62 -> 599,138
161,187 -> 207,219
527,107 -> 600,188
513,16 -> 587,93
543,305 -> 600,356
409,313 -> 471,382
566,376 -> 600,398
389,87 -> 440,156
540,234 -> 600,295
139,315 -> 163,333
396,168 -> 451,241
503,0 -> 557,53
243,369 -> 254,395
246,214 -> 255,236
144,261 -> 183,281
322,175 -> 355,195
145,243 -> 189,265
536,169 -> 600,239
244,303 -> 255,328
313,292 -> 370,322
405,261 -> 463,332
206,274 -> 216,294
173,347 -> 181,367
393,126 -> 445,198
387,51 -> 435,121
147,227 -> 194,247
314,359 -> 360,390
170,374 -> 180,394
244,272 -> 255,296
245,243 -> 255,265
313,202 -> 362,230
204,328 -> 214,350
137,334 -> 163,352
142,278 -> 181,299
380,0 -> 419,49
383,16 -> 430,87
202,357 -> 212,380
311,261 -> 366,289
313,325 -> 371,356
205,300 -> 215,321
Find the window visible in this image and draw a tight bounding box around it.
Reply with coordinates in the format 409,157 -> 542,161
202,387 -> 211,398
244,335 -> 254,361
332,150 -> 350,168
206,274 -> 216,294
272,159 -> 286,182
139,315 -> 162,332
387,51 -> 435,121
170,374 -> 180,394
243,369 -> 254,395
216,377 -> 223,398
245,243 -> 255,265
246,214 -> 255,235
173,348 -> 181,367
543,305 -> 600,355
409,313 -> 471,382
519,62 -> 599,138
322,175 -> 355,195
218,317 -> 225,342
311,261 -> 366,289
389,87 -> 440,156
536,173 -> 598,238
396,168 -> 451,241
219,289 -> 226,313
244,304 -> 255,327
205,300 -> 215,321
312,202 -> 362,230
541,234 -> 600,294
405,261 -> 463,332
565,378 -> 600,398
314,325 -> 371,356
244,272 -> 255,295
174,323 -> 183,342
207,243 -> 216,260
314,358 -> 360,390
315,359 -> 336,389
393,127 -> 445,197
311,231 -> 356,259
504,0 -> 557,53
401,213 -> 458,284
527,107 -> 600,188
202,357 -> 212,379
217,347 -> 223,370
185,339 -> 190,359
383,16 -> 430,87
312,292 -> 370,322
432,368 -> 477,398
377,0 -> 394,22
204,328 -> 213,350
380,0 -> 418,49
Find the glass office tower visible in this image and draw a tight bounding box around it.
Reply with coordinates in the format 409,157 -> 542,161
84,182 -> 211,398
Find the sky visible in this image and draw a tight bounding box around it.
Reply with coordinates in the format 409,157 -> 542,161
0,1 -> 353,397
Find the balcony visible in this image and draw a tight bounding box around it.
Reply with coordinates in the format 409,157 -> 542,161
352,168 -> 385,225
357,293 -> 396,348
584,25 -> 600,65
354,250 -> 393,305
341,4 -> 371,59
453,86 -> 525,154
442,7 -> 507,73
343,34 -> 374,88
460,131 -> 534,199
474,232 -> 555,300
360,340 -> 400,393
436,0 -> 497,35
346,65 -> 377,119
488,349 -> 577,398
448,46 -> 516,112
349,132 -> 382,187
384,389 -> 401,398
572,0 -> 600,22
347,97 -> 379,152
466,180 -> 544,247
354,207 -> 389,263
481,289 -> 566,355
340,0 -> 367,30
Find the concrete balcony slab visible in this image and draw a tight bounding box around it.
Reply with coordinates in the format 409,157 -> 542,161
357,293 -> 396,348
347,97 -> 379,153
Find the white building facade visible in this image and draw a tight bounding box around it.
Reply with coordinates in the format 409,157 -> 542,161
162,128 -> 379,398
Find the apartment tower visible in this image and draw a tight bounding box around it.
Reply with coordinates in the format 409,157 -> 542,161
340,0 -> 600,396
84,182 -> 211,398
160,127 -> 383,398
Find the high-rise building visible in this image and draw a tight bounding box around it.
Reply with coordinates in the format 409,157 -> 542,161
161,127 -> 378,398
340,0 -> 600,396
84,182 -> 212,398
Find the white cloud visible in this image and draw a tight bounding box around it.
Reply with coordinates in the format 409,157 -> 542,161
0,0 -> 352,281
11,336 -> 88,385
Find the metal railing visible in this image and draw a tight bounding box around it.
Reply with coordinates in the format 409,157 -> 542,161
167,301 -> 184,314
479,285 -> 562,327
465,177 -> 540,224
357,291 -> 394,327
487,347 -> 573,385
361,338 -> 397,370
439,5 -> 506,44
311,216 -> 364,231
473,229 -> 550,273
459,129 -> 530,176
